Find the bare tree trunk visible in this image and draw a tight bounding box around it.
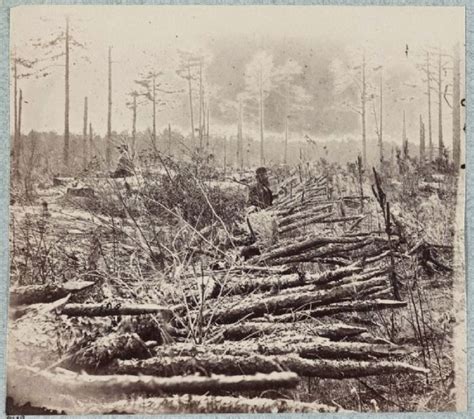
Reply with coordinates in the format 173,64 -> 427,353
284,79 -> 289,165
452,42 -> 461,169
17,89 -> 22,174
168,123 -> 172,155
106,46 -> 112,168
89,123 -> 93,160
419,114 -> 425,163
63,18 -> 70,169
13,56 -> 19,177
187,64 -> 195,142
237,99 -> 243,169
199,60 -> 203,150
438,48 -> 443,159
83,96 -> 88,170
402,110 -> 407,158
206,104 -> 210,149
361,53 -> 367,167
379,73 -> 383,166
131,94 -> 137,159
426,52 -> 433,161
223,136 -> 227,176
152,76 -> 157,152
259,68 -> 264,165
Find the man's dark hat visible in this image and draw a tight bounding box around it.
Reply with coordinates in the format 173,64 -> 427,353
256,167 -> 267,175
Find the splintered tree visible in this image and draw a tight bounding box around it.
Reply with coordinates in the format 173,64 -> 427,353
244,51 -> 275,166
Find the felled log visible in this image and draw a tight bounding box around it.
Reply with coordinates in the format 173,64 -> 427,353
212,264 -> 362,298
252,235 -> 372,264
306,264 -> 363,286
211,273 -> 305,297
60,303 -> 174,317
67,333 -> 150,370
210,277 -> 388,323
222,321 -> 367,341
148,338 -> 411,361
323,267 -> 389,289
278,212 -> 336,234
278,204 -> 334,227
110,354 -> 428,379
269,240 -> 376,265
9,281 -> 96,306
10,364 -> 298,398
274,274 -> 388,299
209,265 -> 295,276
276,355 -> 428,378
270,299 -> 408,319
90,395 -> 343,414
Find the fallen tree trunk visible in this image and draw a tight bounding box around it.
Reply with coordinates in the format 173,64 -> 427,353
210,277 -> 388,323
270,240 -> 375,265
322,268 -> 390,289
252,235 -> 373,264
278,212 -> 336,234
278,204 -> 334,227
211,273 -> 304,298
67,333 -> 150,370
269,299 -> 407,320
9,281 -> 96,306
222,321 -> 367,341
148,338 -> 411,360
60,303 -> 174,317
109,354 -> 428,379
212,264 -> 363,298
10,364 -> 298,398
86,395 -> 343,414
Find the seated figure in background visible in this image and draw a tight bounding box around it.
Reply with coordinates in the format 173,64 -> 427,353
112,145 -> 134,178
248,167 -> 274,210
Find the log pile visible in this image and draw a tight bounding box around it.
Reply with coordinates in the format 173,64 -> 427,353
8,171 -> 428,414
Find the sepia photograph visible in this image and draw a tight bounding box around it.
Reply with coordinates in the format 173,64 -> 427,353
6,5 -> 466,414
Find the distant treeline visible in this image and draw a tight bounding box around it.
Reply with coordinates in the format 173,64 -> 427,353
11,127 -> 423,180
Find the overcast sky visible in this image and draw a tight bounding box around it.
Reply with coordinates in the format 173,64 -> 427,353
11,5 -> 465,144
